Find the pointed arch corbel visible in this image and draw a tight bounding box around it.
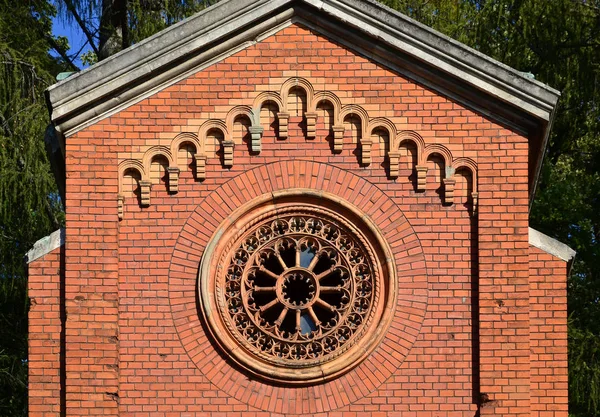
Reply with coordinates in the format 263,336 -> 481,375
423,143 -> 453,200
226,106 -> 261,152
367,118 -> 397,166
142,145 -> 177,195
253,92 -> 283,140
142,145 -> 174,172
423,144 -> 452,168
312,91 -> 342,121
252,91 -> 284,111
281,78 -> 316,138
280,77 -> 315,110
119,159 -> 147,186
118,159 -> 145,200
452,157 -> 479,213
171,132 -> 200,159
313,92 -> 343,151
199,119 -> 231,170
389,131 -> 425,180
226,106 -> 255,138
118,159 -> 146,214
171,131 -> 200,170
339,105 -> 369,158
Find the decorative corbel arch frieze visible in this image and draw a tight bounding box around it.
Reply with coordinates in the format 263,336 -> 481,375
117,78 -> 479,218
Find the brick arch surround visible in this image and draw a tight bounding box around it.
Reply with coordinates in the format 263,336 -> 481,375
168,160 -> 428,413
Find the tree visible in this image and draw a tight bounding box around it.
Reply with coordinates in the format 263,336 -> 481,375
0,0 -> 66,415
55,0 -> 218,64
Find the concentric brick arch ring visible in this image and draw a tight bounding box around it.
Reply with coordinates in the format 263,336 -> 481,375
199,191 -> 397,384
168,161 -> 428,412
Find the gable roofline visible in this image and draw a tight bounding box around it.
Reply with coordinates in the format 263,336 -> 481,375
45,0 -> 560,204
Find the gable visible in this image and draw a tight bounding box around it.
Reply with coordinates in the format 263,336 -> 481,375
45,0 -> 559,204
74,21 -> 528,226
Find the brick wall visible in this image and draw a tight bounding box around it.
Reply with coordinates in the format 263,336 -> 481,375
28,245 -> 62,416
29,22 -> 569,416
529,246 -> 569,416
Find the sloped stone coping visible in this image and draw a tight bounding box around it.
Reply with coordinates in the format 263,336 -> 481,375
25,229 -> 65,264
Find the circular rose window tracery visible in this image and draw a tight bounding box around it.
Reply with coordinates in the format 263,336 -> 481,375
199,194 -> 397,384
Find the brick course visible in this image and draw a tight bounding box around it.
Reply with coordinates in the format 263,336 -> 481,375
28,23 -> 569,417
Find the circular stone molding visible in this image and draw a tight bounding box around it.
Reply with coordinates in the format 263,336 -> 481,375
199,191 -> 397,385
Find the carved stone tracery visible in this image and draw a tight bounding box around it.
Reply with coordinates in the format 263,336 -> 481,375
224,212 -> 375,364
200,196 -> 396,384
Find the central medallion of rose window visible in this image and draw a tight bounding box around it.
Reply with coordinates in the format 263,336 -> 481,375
199,198 -> 396,384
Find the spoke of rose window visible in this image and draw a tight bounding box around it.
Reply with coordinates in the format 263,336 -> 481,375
315,298 -> 336,312
259,266 -> 279,280
253,286 -> 276,293
315,266 -> 336,281
275,307 -> 288,326
260,298 -> 279,312
307,307 -> 321,326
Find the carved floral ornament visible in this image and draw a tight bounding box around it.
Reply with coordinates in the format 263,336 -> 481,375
117,77 -> 478,219
198,192 -> 397,384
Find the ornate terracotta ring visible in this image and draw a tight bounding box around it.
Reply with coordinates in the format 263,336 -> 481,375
198,190 -> 397,384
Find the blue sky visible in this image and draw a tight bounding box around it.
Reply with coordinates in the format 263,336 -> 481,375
51,13 -> 92,70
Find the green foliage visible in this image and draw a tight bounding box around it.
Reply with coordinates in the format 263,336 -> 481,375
0,0 -> 65,415
80,50 -> 98,66
570,323 -> 600,416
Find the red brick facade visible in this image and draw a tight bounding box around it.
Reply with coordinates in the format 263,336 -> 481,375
529,247 -> 569,415
29,18 -> 570,417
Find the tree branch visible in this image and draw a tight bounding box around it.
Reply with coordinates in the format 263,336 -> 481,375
69,31 -> 98,62
43,34 -> 80,72
62,0 -> 100,55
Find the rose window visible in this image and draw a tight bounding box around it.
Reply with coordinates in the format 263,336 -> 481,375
199,198 -> 396,384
